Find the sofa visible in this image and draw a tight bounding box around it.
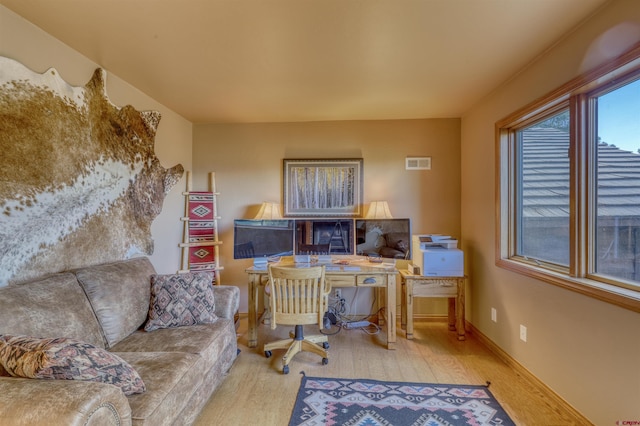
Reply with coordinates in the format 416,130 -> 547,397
0,257 -> 239,425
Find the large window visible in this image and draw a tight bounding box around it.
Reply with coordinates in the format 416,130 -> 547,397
594,78 -> 640,283
497,44 -> 640,312
516,110 -> 571,267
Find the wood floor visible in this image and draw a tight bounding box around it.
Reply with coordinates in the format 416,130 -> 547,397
195,317 -> 590,425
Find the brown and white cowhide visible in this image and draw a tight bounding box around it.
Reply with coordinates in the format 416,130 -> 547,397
0,57 -> 184,286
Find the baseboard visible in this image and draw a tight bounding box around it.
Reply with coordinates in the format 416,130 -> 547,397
467,322 -> 593,425
408,314 -> 449,322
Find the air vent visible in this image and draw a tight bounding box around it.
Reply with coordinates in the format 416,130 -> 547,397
405,157 -> 431,170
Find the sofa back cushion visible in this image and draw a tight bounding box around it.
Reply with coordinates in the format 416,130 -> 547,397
0,273 -> 105,348
75,258 -> 156,348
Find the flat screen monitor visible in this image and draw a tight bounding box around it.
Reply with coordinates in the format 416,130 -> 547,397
355,218 -> 411,259
233,219 -> 294,259
294,219 -> 354,255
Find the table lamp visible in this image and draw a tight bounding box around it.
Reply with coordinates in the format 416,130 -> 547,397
254,202 -> 282,220
365,201 -> 393,219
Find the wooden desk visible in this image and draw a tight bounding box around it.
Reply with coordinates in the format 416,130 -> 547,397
246,259 -> 397,350
399,270 -> 466,341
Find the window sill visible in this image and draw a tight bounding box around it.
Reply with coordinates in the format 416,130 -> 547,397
496,258 -> 640,313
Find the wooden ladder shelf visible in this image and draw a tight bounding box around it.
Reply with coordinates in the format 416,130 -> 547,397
178,171 -> 223,284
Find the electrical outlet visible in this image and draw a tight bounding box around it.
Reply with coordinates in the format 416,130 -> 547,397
520,324 -> 527,342
334,289 -> 342,299
491,308 -> 497,323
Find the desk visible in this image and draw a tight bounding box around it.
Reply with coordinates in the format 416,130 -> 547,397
246,259 -> 397,350
399,270 -> 466,341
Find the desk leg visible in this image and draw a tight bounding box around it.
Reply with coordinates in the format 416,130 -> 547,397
406,279 -> 414,340
386,275 -> 396,349
447,298 -> 456,331
456,277 -> 466,341
247,274 -> 258,348
377,287 -> 385,327
400,278 -> 407,330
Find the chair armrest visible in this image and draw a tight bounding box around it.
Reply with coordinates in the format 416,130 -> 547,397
0,377 -> 131,425
212,285 -> 240,319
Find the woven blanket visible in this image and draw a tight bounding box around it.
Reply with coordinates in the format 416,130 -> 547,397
289,374 -> 515,426
187,192 -> 217,275
188,192 -> 216,243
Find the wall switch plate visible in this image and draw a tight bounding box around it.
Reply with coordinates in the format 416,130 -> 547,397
520,324 -> 527,342
491,308 -> 497,323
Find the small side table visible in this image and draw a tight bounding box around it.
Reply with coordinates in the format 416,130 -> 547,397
399,270 -> 466,341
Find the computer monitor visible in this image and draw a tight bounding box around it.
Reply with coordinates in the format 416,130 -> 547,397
294,219 -> 354,255
355,218 -> 411,259
233,219 -> 294,259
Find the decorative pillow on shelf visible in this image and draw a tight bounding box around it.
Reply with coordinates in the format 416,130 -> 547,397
144,272 -> 217,332
0,335 -> 146,395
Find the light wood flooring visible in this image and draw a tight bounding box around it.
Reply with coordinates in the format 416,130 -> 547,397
195,317 -> 590,425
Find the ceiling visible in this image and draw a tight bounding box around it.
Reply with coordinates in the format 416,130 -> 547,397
1,0 -> 609,124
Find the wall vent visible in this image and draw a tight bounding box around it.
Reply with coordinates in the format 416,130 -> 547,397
405,157 -> 431,170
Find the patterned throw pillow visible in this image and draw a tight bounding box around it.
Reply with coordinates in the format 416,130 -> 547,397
144,272 -> 218,332
0,335 -> 146,395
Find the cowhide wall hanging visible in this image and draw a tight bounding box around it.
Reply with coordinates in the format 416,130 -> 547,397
0,56 -> 184,286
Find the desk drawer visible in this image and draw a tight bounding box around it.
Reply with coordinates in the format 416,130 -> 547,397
326,275 -> 356,287
412,279 -> 458,297
356,274 -> 387,287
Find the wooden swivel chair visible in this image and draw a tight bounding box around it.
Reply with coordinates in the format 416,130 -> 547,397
263,265 -> 331,374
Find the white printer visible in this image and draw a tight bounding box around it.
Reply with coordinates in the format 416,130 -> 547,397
411,234 -> 463,277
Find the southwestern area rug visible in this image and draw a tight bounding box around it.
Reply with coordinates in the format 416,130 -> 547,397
289,374 -> 515,426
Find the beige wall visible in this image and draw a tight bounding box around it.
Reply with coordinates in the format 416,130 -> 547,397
0,5 -> 192,275
193,119 -> 461,313
8,1 -> 639,422
461,0 -> 640,423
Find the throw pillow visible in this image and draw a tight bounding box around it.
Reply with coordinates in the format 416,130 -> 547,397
0,335 -> 145,395
144,272 -> 217,332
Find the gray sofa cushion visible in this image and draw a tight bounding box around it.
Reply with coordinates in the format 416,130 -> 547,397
111,320 -> 237,373
75,258 -> 156,348
117,352 -> 205,426
212,285 -> 240,320
0,273 -> 105,348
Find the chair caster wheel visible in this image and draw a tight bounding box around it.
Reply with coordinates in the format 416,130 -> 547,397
265,351 -> 272,358
283,365 -> 290,374
322,342 -> 330,349
322,357 -> 329,365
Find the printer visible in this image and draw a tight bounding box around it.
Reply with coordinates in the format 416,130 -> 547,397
411,234 -> 463,277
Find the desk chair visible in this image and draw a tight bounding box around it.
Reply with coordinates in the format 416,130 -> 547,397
263,265 -> 331,374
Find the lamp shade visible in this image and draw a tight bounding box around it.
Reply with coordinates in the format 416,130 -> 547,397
254,202 -> 283,220
365,201 -> 393,219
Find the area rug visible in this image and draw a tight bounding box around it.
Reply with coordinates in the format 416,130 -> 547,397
289,374 -> 515,426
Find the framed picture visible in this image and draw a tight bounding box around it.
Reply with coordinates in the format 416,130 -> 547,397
283,159 -> 363,217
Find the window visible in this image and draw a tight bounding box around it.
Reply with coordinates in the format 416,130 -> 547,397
497,44 -> 640,312
594,78 -> 640,283
516,110 -> 571,267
